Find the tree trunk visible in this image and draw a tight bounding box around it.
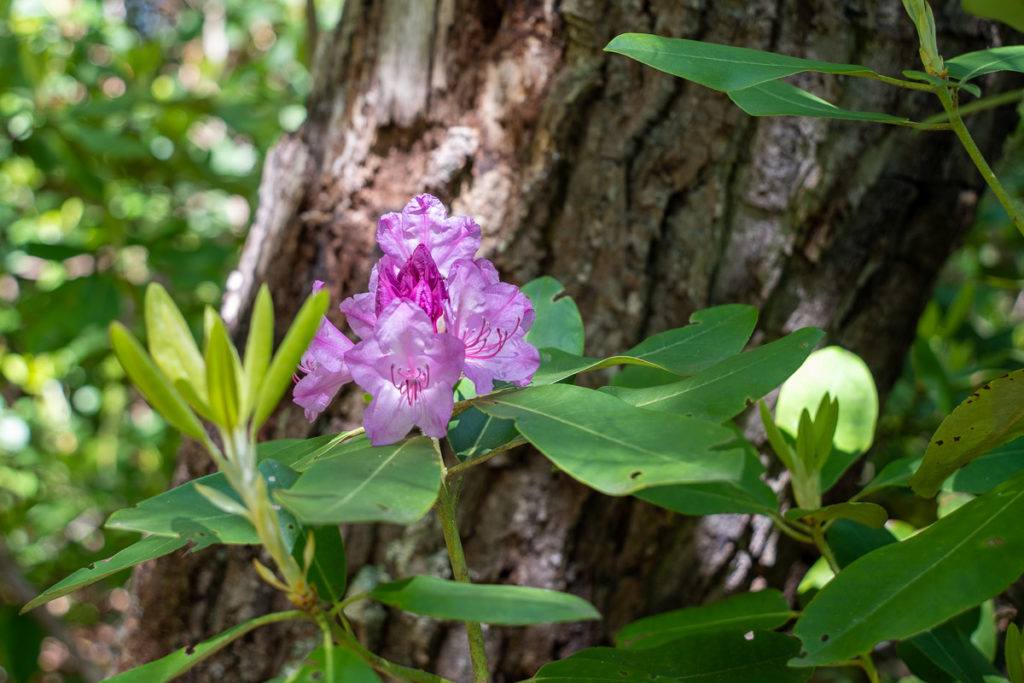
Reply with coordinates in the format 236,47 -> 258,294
120,1 -> 1017,680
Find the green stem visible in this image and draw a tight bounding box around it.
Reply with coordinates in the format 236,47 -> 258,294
936,85 -> 1024,237
315,613 -> 335,683
769,514 -> 814,544
859,71 -> 935,92
924,86 -> 1024,124
859,654 -> 882,683
436,463 -> 490,683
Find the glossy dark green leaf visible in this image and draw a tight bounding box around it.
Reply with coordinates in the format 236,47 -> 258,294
105,611 -> 302,683
477,384 -> 746,495
615,590 -> 791,649
276,437 -> 441,525
622,304 -> 758,376
793,474 -> 1024,666
285,646 -> 381,683
898,620 -> 998,683
294,526 -> 347,604
22,535 -> 187,613
860,456 -> 920,497
604,33 -> 873,92
106,459 -> 299,549
605,328 -> 823,421
729,80 -> 909,123
529,348 -> 670,386
109,322 -> 206,440
369,576 -> 600,625
1007,623 -> 1024,683
522,276 -> 585,355
825,519 -> 896,570
785,502 -> 887,529
448,405 -> 519,460
947,46 -> 1024,83
911,370 -> 1024,497
951,437 -> 1024,494
533,630 -> 809,682
636,446 -> 777,517
253,288 -> 329,428
964,0 -> 1024,31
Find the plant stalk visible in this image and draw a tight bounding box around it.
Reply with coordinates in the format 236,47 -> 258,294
936,85 -> 1024,237
436,473 -> 490,683
332,617 -> 454,683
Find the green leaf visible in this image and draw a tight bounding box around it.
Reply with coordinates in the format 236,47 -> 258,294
253,288 -> 330,429
242,284 -> 273,419
951,437 -> 1024,494
792,474 -> 1024,666
636,445 -> 777,517
899,620 -> 999,683
615,590 -> 792,649
775,345 -> 878,463
144,282 -> 207,401
1007,623 -> 1024,683
275,437 -> 442,525
105,611 -> 302,683
729,80 -> 909,123
22,536 -> 187,613
369,575 -> 600,625
448,405 -> 519,460
529,348 -> 670,386
860,456 -> 920,497
785,502 -> 887,528
476,384 -> 747,496
286,646 -> 381,683
622,304 -> 758,376
947,46 -> 1024,83
295,526 -> 347,604
964,0 -> 1024,32
605,328 -> 823,421
910,370 -> 1024,497
106,459 -> 300,548
825,519 -> 896,569
109,322 -> 206,441
204,312 -> 244,429
522,276 -> 585,355
533,630 -> 810,682
604,33 -> 874,92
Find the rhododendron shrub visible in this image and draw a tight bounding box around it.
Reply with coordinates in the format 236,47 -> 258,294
27,3 -> 1024,680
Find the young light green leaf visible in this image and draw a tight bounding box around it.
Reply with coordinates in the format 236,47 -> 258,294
109,322 -> 206,440
963,0 -> 1024,32
369,575 -> 599,625
947,46 -> 1024,83
604,33 -> 874,92
729,80 -> 910,123
910,370 -> 1024,497
792,474 -> 1024,666
275,437 -> 441,525
242,284 -> 274,419
522,276 -> 585,355
476,384 -> 747,496
615,590 -> 792,649
22,535 -> 188,613
785,502 -> 887,529
204,312 -> 244,429
253,288 -> 329,428
105,611 -> 302,683
534,630 -> 809,682
144,282 -> 207,400
902,0 -> 944,75
775,346 -> 879,459
605,328 -> 823,421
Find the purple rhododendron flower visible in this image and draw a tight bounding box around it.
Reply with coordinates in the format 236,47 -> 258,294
293,194 -> 539,445
445,258 -> 538,395
376,194 -> 480,276
347,301 -> 464,444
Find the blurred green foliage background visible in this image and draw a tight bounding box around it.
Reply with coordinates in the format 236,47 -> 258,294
0,0 -> 339,679
0,0 -> 1021,681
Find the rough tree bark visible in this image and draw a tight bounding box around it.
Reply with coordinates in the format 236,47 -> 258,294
119,1 -> 1017,680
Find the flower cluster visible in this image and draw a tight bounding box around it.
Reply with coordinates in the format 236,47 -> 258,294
293,195 -> 540,445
